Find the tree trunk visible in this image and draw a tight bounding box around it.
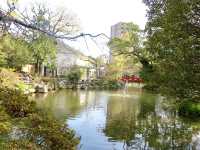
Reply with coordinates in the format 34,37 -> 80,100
35,59 -> 40,75
44,66 -> 47,77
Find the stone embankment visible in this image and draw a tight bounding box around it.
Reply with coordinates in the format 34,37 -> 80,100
19,73 -> 57,94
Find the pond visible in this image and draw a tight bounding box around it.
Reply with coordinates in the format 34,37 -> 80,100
33,89 -> 200,150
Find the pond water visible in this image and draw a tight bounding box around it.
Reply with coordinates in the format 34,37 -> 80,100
33,89 -> 200,150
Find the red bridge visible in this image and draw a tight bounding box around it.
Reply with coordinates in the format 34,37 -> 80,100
120,75 -> 144,83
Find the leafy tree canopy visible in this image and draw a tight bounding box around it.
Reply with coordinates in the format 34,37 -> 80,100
0,34 -> 33,69
143,0 -> 200,101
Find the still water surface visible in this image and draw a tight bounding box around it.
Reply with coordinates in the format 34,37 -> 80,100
33,89 -> 200,150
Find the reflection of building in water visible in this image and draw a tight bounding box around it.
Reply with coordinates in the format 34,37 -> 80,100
79,92 -> 87,105
79,91 -> 97,107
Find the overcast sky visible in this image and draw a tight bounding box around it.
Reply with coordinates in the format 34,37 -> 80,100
57,0 -> 147,35
2,0 -> 147,57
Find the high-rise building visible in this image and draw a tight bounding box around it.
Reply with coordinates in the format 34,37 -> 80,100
110,22 -> 127,38
109,22 -> 127,62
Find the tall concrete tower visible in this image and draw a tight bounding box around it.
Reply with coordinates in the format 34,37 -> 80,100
110,22 -> 127,39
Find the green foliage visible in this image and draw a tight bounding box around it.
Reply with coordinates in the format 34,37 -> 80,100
31,35 -> 57,70
0,35 -> 33,69
0,68 -> 23,89
65,66 -> 82,85
108,23 -> 149,63
90,79 -> 124,90
0,87 -> 36,117
103,80 -> 124,90
0,50 -> 6,66
109,23 -> 142,56
0,33 -> 56,72
0,106 -> 12,135
143,0 -> 200,101
179,101 -> 200,117
0,68 -> 33,94
108,23 -> 148,79
3,140 -> 39,150
15,82 -> 32,93
139,65 -> 159,91
0,87 -> 79,149
104,116 -> 135,143
23,113 -> 79,149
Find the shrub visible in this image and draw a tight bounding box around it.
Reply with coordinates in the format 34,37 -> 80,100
16,82 -> 32,93
66,67 -> 82,85
0,87 -> 36,117
0,106 -> 12,135
4,140 -> 39,150
0,68 -> 22,89
178,101 -> 200,117
91,79 -> 124,90
0,87 -> 79,149
23,113 -> 79,149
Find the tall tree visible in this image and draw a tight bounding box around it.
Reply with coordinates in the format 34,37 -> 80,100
143,0 -> 200,101
0,34 -> 33,69
108,23 -> 149,66
108,23 -> 149,79
31,35 -> 56,75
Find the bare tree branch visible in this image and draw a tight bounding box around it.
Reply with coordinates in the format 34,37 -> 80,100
0,8 -> 110,40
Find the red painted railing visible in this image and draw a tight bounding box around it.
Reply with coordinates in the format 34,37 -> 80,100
120,75 -> 144,83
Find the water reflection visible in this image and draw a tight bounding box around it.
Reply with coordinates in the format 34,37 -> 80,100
33,89 -> 200,150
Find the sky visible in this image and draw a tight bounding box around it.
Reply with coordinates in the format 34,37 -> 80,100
1,0 -> 147,57
57,0 -> 147,35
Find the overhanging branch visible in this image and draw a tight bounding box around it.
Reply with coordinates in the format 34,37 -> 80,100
0,10 -> 110,40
